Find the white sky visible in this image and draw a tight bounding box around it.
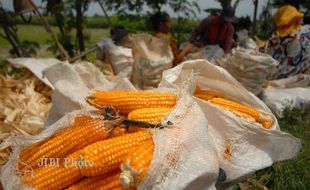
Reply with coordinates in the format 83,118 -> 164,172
1,0 -> 269,20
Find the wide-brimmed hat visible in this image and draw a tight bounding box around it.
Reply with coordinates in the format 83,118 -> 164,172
222,5 -> 237,23
273,5 -> 304,37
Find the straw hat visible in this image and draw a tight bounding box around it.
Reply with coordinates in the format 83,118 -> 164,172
273,5 -> 304,37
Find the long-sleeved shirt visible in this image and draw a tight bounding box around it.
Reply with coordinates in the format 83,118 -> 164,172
189,16 -> 234,54
268,25 -> 310,79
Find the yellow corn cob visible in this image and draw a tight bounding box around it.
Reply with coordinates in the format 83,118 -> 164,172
229,110 -> 256,123
18,115 -> 93,165
68,131 -> 152,177
110,127 -> 128,138
22,164 -> 82,190
194,84 -> 203,94
120,140 -> 154,188
262,121 -> 273,129
210,98 -> 271,122
194,85 -> 225,98
19,116 -> 115,170
128,107 -> 172,124
68,170 -> 121,190
86,91 -> 177,114
127,107 -> 172,132
194,93 -> 220,101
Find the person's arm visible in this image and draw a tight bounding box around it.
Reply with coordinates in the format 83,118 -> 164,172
223,24 -> 234,54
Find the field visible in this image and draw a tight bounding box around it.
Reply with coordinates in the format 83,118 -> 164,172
0,23 -> 309,190
0,25 -> 110,60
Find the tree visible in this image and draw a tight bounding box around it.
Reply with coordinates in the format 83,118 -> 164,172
43,0 -> 74,56
43,0 -> 91,58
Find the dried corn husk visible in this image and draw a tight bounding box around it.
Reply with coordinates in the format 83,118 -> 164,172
0,70 -> 52,167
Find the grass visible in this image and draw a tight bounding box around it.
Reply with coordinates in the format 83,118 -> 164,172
0,25 -> 110,60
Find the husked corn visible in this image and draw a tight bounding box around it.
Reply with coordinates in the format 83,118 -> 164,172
68,170 -> 122,190
86,91 -> 177,114
22,165 -> 82,190
67,131 -> 152,176
120,140 -> 154,188
19,116 -> 114,170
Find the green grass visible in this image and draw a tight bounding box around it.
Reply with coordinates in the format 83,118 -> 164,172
0,25 -> 110,60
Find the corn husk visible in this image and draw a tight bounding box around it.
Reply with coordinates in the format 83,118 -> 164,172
0,71 -> 52,167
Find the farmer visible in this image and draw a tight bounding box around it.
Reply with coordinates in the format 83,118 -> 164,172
268,5 -> 310,79
189,5 -> 237,54
151,12 -> 193,66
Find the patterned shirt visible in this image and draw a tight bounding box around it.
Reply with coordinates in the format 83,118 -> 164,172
268,25 -> 310,79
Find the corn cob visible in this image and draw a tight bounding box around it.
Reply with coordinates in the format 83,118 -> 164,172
194,85 -> 225,98
22,164 -> 82,190
210,98 -> 271,123
19,116 -> 117,170
68,131 -> 152,177
68,170 -> 122,190
229,110 -> 256,123
194,93 -> 220,101
110,127 -> 128,138
120,140 -> 154,188
18,115 -> 93,165
127,107 -> 172,132
262,121 -> 273,129
86,91 -> 177,114
195,84 -> 202,94
128,107 -> 172,124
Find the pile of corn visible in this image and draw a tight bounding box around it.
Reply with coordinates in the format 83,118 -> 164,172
18,90 -> 177,190
194,85 -> 273,129
17,87 -> 272,190
0,71 -> 52,167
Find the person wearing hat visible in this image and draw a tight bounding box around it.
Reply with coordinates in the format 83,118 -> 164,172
268,5 -> 310,79
189,5 -> 237,54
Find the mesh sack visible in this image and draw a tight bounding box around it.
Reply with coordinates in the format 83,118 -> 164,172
159,60 -> 301,183
138,83 -> 219,190
2,79 -> 220,190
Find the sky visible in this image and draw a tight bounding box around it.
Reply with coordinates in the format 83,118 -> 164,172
1,0 -> 269,20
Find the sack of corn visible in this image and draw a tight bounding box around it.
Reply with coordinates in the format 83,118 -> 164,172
159,59 -> 301,183
216,48 -> 279,95
128,34 -> 174,90
262,74 -> 310,117
2,81 -> 221,190
96,38 -> 133,78
184,45 -> 225,64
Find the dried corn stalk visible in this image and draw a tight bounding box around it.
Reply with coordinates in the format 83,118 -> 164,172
0,70 -> 52,167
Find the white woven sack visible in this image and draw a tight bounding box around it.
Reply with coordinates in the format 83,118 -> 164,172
217,48 -> 279,95
130,34 -> 173,90
43,62 -> 135,126
261,74 -> 310,117
1,81 -> 220,190
96,38 -> 133,76
159,59 -> 301,183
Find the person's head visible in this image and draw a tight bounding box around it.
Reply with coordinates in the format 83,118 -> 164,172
221,5 -> 237,23
273,5 -> 304,37
150,12 -> 171,33
110,25 -> 128,43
